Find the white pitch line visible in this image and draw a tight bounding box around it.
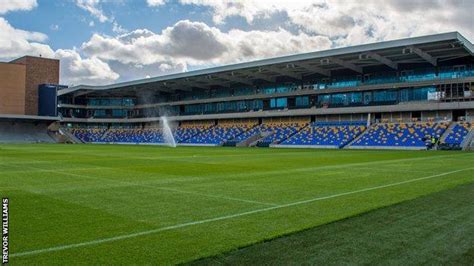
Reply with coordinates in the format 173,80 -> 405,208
5,153 -> 472,205
11,167 -> 473,258
215,153 -> 474,180
353,167 -> 439,175
9,152 -> 471,181
21,165 -> 277,207
147,186 -> 278,206
4,148 -> 471,166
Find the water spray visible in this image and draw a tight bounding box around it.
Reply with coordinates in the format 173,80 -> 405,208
161,116 -> 177,147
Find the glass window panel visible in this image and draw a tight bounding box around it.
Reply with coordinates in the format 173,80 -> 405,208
276,98 -> 287,107
295,96 -> 309,107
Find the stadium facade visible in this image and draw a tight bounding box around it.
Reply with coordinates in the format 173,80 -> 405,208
1,32 -> 474,149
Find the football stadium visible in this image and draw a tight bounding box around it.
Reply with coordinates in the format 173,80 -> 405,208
1,32 -> 474,264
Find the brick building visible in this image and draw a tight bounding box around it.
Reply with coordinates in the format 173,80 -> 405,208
0,56 -> 59,115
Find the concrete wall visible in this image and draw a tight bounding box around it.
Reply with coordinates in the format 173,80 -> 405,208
0,62 -> 26,115
11,56 -> 59,115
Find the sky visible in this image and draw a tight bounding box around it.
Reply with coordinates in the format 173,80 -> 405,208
1,0 -> 473,86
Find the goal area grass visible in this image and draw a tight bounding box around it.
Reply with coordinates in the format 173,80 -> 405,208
0,144 -> 473,264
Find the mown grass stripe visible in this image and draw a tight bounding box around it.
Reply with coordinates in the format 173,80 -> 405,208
14,164 -> 279,207
11,167 -> 472,258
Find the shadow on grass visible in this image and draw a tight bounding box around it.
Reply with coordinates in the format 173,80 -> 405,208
189,183 -> 474,265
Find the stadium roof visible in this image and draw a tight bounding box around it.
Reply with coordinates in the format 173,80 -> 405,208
59,32 -> 474,97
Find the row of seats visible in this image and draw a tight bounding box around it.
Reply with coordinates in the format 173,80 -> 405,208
72,127 -> 211,144
282,122 -> 366,147
174,126 -> 210,143
70,121 -> 470,149
443,122 -> 472,145
102,128 -> 165,143
352,122 -> 448,147
70,123 -> 304,145
183,124 -> 255,145
259,123 -> 304,145
70,124 -> 253,145
232,124 -> 264,142
70,128 -> 107,142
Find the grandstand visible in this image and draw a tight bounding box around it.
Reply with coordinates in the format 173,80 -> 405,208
54,32 -> 474,150
442,121 -> 472,145
0,115 -> 57,143
280,121 -> 366,148
1,33 -> 473,149
350,122 -> 448,149
3,32 -> 474,265
182,122 -> 253,145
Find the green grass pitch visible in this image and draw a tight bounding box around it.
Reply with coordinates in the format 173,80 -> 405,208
193,183 -> 474,265
1,144 -> 473,264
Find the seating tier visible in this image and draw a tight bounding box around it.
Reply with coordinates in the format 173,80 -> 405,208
352,122 -> 448,147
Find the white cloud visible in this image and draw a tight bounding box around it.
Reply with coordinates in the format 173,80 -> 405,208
0,0 -> 37,14
178,0 -> 474,45
179,0 -> 287,24
147,0 -> 167,7
0,17 -> 54,59
55,49 -> 119,85
112,21 -> 127,34
75,0 -> 128,35
75,0 -> 109,23
81,20 -> 331,70
2,0 -> 473,87
0,17 -> 118,86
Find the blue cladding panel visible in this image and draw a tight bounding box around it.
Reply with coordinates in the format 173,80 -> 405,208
38,84 -> 59,116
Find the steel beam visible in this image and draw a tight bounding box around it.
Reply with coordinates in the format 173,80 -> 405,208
245,69 -> 276,82
365,52 -> 398,70
294,62 -> 331,76
407,46 -> 437,66
329,57 -> 363,73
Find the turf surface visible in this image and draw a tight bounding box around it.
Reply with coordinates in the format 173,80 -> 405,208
192,183 -> 474,265
0,144 -> 473,264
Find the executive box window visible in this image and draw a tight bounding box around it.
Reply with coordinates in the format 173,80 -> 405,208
93,110 -> 106,117
295,96 -> 309,107
270,98 -> 288,109
373,90 -> 398,104
400,87 -> 436,102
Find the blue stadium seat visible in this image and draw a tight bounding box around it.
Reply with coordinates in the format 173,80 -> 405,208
70,128 -> 107,142
443,122 -> 472,145
352,122 -> 448,148
70,125 -> 213,144
258,123 -> 303,145
174,126 -> 208,143
281,121 -> 366,148
183,124 -> 255,145
231,124 -> 263,142
102,128 -> 165,143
